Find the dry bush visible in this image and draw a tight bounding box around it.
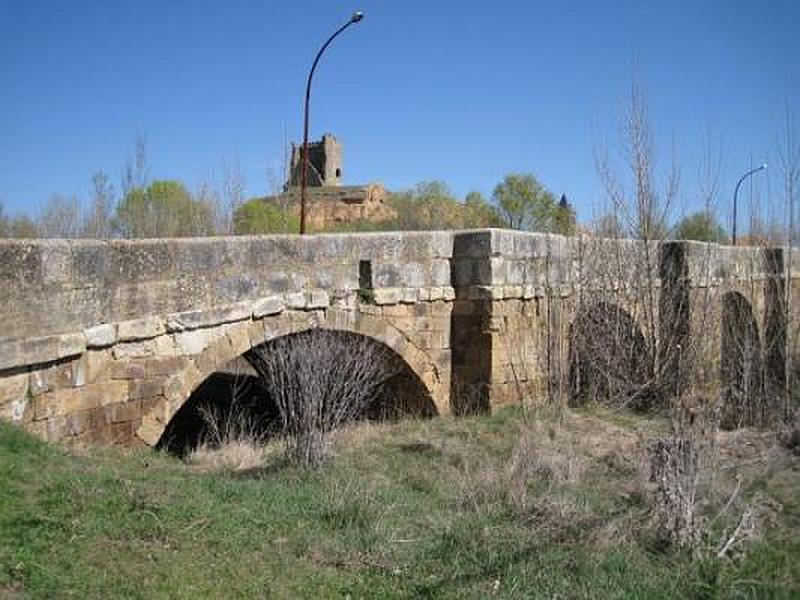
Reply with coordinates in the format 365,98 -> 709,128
455,419 -> 587,516
184,403 -> 270,472
186,439 -> 267,473
778,407 -> 800,454
248,329 -> 400,468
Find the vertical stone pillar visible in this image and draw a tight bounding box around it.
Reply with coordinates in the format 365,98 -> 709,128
449,232 -> 493,415
763,247 -> 787,421
658,241 -> 690,399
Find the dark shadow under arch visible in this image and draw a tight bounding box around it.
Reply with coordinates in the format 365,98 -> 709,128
569,301 -> 656,410
157,329 -> 437,455
720,291 -> 763,429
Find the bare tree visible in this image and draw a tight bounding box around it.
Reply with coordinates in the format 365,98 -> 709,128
38,194 -> 82,238
121,135 -> 148,197
247,329 -> 400,468
778,94 -> 799,419
82,171 -> 115,238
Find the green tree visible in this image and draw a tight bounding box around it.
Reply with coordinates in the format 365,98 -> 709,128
389,181 -> 463,230
673,211 -> 728,243
9,215 -> 39,238
552,194 -> 577,235
233,199 -> 299,234
492,173 -> 558,231
464,191 -> 503,228
115,180 -> 215,238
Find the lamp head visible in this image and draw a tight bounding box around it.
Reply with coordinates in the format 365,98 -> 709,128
761,163 -> 768,170
351,11 -> 364,23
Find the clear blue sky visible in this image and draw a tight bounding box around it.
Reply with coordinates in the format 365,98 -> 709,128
1,0 -> 798,230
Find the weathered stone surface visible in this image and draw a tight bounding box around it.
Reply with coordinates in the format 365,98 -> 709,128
128,380 -> 164,401
34,381 -> 128,420
117,316 -> 165,342
174,329 -> 219,356
146,357 -> 188,377
373,288 -> 401,306
0,333 -> 86,371
112,340 -> 155,359
252,296 -> 285,318
84,324 -> 116,348
165,301 -> 251,332
308,290 -> 330,309
0,230 -> 794,450
110,361 -> 147,380
285,291 -> 307,310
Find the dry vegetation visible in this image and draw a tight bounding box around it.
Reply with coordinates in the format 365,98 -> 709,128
4,403 -> 798,598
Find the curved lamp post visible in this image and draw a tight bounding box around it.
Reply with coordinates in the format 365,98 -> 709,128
732,163 -> 767,245
299,11 -> 364,234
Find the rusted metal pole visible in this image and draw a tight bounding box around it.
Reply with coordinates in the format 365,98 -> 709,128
300,12 -> 364,234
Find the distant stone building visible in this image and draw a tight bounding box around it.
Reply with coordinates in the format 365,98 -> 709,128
266,133 -> 395,230
288,133 -> 343,187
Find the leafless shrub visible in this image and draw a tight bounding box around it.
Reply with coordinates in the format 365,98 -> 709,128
455,420 -> 586,516
184,402 -> 269,473
647,397 -> 718,551
247,329 -> 401,468
778,407 -> 800,454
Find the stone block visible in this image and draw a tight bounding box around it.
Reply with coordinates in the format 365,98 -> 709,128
226,324 -> 250,356
153,334 -> 176,357
128,380 -> 164,401
165,301 -> 251,332
382,304 -> 411,318
84,324 -> 116,348
136,416 -> 164,446
308,290 -> 330,309
285,291 -> 307,310
442,287 -> 456,301
174,329 -> 216,356
0,372 -> 29,405
252,295 -> 285,318
117,316 -> 165,342
112,340 -> 155,359
110,360 -> 147,380
34,380 -> 128,420
373,288 -> 401,306
109,400 -> 142,423
245,320 -> 266,347
28,366 -> 54,396
400,288 -> 418,304
84,349 -> 111,384
146,356 -> 188,377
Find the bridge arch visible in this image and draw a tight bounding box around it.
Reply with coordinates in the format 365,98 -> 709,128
136,308 -> 444,446
568,300 -> 655,410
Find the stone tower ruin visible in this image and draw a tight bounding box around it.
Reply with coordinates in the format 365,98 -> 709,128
288,133 -> 343,187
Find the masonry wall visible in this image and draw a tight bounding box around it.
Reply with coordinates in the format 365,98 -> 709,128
0,230 -> 795,446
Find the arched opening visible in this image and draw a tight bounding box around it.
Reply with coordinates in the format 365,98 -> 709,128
720,292 -> 763,429
569,301 -> 656,410
156,328 -> 437,455
157,357 -> 280,456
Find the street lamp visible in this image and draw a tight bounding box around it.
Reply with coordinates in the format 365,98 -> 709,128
732,163 -> 767,246
299,11 -> 365,234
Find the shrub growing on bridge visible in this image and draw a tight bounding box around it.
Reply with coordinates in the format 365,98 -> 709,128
247,329 -> 400,468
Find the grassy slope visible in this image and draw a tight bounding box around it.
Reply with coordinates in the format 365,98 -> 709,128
1,406 -> 798,599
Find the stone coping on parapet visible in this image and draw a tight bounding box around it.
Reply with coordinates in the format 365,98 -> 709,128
0,287 -> 453,372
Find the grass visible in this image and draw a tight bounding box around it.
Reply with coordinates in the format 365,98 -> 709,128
1,405 -> 799,599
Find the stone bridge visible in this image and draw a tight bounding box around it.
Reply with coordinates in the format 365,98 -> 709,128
0,230 -> 796,446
